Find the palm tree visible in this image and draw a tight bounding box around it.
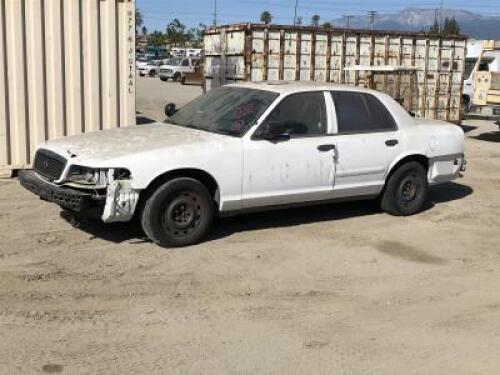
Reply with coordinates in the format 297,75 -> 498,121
311,14 -> 320,27
260,11 -> 273,25
166,18 -> 186,47
135,8 -> 143,32
141,26 -> 148,36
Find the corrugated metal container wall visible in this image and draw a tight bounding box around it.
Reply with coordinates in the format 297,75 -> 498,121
204,24 -> 466,123
0,0 -> 136,174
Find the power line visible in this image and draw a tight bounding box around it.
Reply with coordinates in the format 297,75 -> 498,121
293,0 -> 299,26
213,0 -> 217,26
439,0 -> 444,33
344,15 -> 354,29
367,10 -> 377,30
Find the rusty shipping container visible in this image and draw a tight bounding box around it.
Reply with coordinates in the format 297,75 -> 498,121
204,23 -> 467,123
0,0 -> 136,175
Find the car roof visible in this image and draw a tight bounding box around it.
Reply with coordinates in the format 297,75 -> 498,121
229,80 -> 377,95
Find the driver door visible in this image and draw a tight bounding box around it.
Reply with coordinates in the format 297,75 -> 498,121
241,91 -> 336,208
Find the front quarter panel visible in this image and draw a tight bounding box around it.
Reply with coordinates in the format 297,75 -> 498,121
105,136 -> 244,211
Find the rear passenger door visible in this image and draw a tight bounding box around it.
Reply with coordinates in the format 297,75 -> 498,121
330,91 -> 402,196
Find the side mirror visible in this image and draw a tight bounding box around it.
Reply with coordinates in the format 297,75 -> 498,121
257,120 -> 290,142
164,103 -> 177,117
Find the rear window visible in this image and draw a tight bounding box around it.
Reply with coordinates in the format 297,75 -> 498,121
331,92 -> 397,133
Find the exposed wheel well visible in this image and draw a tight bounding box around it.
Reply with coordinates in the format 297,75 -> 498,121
386,155 -> 429,182
139,169 -> 220,212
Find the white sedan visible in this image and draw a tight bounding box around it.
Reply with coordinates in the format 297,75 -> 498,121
138,60 -> 164,77
19,82 -> 466,247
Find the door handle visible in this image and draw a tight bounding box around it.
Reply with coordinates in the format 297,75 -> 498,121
385,139 -> 399,147
317,144 -> 336,152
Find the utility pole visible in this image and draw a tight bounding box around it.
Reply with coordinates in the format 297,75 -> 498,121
367,10 -> 377,30
344,15 -> 354,29
293,0 -> 299,26
439,0 -> 444,33
213,0 -> 217,26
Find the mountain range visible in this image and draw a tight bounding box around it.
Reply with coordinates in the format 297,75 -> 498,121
332,8 -> 500,39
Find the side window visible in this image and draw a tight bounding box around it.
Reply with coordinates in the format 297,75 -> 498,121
331,92 -> 371,133
181,59 -> 190,66
331,92 -> 396,133
364,95 -> 397,131
265,92 -> 327,136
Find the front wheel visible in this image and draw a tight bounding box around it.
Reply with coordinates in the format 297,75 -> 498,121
380,161 -> 428,216
172,72 -> 181,82
160,77 -> 168,82
141,178 -> 215,247
149,70 -> 157,77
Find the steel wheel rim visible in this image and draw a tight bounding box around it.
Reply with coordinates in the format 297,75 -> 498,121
161,191 -> 202,238
397,173 -> 422,207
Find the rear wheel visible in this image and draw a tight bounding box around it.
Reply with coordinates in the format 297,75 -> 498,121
149,69 -> 157,77
380,161 -> 428,216
173,72 -> 181,82
141,178 -> 214,247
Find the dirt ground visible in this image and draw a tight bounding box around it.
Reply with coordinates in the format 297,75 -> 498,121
1,76 -> 500,374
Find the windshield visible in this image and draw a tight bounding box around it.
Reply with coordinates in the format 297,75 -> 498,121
169,87 -> 279,137
165,58 -> 182,66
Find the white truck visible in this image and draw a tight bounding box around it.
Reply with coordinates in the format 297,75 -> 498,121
19,82 -> 466,247
137,60 -> 167,77
463,39 -> 500,122
159,57 -> 200,82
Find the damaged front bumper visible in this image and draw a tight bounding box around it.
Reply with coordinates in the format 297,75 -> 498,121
18,170 -> 140,223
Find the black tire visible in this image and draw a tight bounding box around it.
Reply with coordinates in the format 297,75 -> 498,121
461,95 -> 471,113
149,69 -> 157,77
141,178 -> 215,247
173,72 -> 181,82
160,77 -> 168,82
180,76 -> 186,85
380,161 -> 428,216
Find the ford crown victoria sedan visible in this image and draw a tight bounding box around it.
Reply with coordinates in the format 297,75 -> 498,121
19,82 -> 466,247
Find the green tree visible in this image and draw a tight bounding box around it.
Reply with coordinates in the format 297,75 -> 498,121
135,8 -> 143,32
429,19 -> 440,35
296,16 -> 303,25
148,30 -> 166,48
260,11 -> 273,25
192,23 -> 207,47
141,26 -> 148,36
166,18 -> 186,47
311,14 -> 320,27
443,17 -> 460,36
322,21 -> 333,29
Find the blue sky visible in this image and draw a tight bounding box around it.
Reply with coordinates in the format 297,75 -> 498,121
138,0 -> 499,30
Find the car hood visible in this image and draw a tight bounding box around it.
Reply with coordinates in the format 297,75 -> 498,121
40,123 -> 227,165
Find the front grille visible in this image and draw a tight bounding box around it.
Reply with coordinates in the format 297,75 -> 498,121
34,149 -> 67,181
160,68 -> 173,74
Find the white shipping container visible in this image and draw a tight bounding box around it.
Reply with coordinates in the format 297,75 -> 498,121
0,0 -> 136,175
204,24 -> 467,124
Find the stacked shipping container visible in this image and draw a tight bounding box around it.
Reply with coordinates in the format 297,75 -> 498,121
0,0 -> 136,174
204,24 -> 467,123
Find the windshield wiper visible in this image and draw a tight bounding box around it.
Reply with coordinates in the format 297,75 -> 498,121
183,124 -> 205,131
212,128 -> 239,136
